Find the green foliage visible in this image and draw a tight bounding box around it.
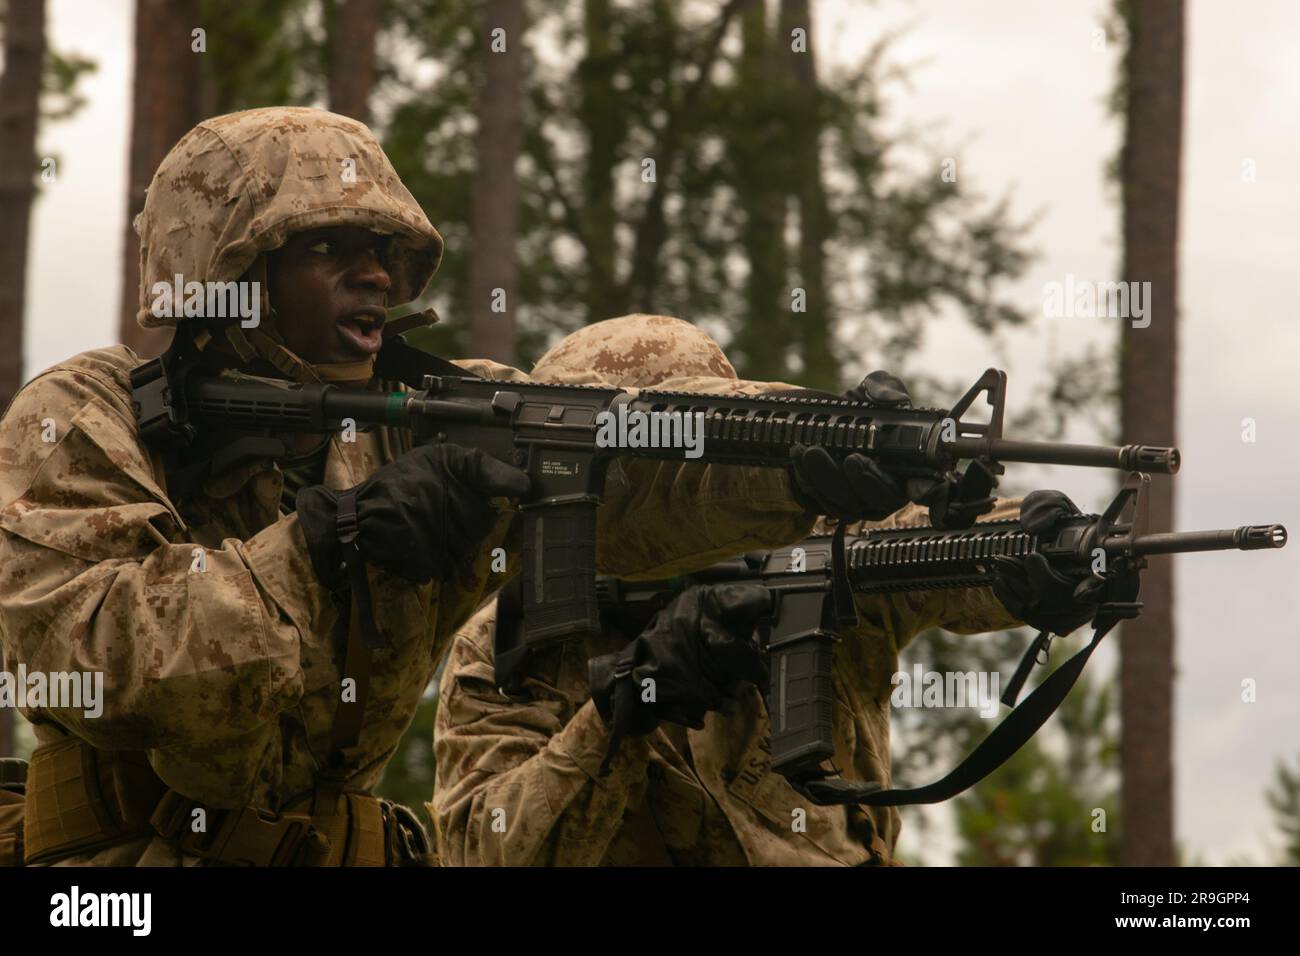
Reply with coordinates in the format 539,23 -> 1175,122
953,661 -> 1119,866
1266,753 -> 1300,866
40,47 -> 97,122
373,685 -> 439,828
1102,0 -> 1134,191
892,628 -> 1025,787
7,8 -> 100,189
378,0 -> 491,359
953,731 -> 1118,866
895,628 -> 1120,865
379,1 -> 1033,379
198,0 -> 324,113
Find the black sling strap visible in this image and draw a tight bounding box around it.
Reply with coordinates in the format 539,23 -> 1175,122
794,602 -> 1139,807
311,490 -> 388,830
309,329 -> 470,818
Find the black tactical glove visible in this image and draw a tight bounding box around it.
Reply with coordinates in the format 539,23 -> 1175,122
844,369 -> 913,407
590,584 -> 772,759
790,371 -> 997,527
916,459 -> 999,530
789,444 -> 908,521
991,490 -> 1142,636
296,443 -> 531,587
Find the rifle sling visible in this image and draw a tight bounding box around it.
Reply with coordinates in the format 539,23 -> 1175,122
313,490 -> 386,827
1001,629 -> 1053,708
794,618 -> 1117,807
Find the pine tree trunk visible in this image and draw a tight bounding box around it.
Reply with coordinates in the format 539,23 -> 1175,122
118,0 -> 200,358
0,0 -> 47,760
579,0 -> 619,324
730,0 -> 788,380
468,0 -> 526,364
328,0 -> 384,124
779,0 -> 837,389
0,0 -> 44,414
1118,0 -> 1183,868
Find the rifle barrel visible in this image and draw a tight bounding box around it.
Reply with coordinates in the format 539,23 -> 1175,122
952,438 -> 1181,474
1129,524 -> 1287,556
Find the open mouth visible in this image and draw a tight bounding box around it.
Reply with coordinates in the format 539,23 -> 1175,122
337,313 -> 385,355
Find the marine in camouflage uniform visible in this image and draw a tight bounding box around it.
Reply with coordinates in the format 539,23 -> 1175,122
430,322 -> 1024,866
0,108 -> 817,866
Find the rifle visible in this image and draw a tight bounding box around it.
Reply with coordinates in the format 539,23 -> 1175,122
131,326 -> 1181,693
593,475 -> 1286,804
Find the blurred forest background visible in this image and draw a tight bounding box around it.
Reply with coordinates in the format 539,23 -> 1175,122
0,0 -> 1295,866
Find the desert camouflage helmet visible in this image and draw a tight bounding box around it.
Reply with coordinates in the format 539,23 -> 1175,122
133,106 -> 443,383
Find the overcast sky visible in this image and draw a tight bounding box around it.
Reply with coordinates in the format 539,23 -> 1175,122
20,0 -> 1300,865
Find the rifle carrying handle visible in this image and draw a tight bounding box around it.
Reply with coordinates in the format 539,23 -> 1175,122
518,499 -> 603,651
767,629 -> 838,777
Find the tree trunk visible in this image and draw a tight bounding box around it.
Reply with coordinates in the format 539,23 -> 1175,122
729,0 -> 788,381
468,0 -> 526,364
0,0 -> 44,414
0,0 -> 47,760
578,0 -> 619,324
328,0 -> 384,124
118,0 -> 200,358
1118,0 -> 1183,868
779,0 -> 837,389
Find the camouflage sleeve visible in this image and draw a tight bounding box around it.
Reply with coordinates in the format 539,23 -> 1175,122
847,498 -> 1025,653
0,367 -> 333,806
429,601 -> 651,866
594,455 -> 814,579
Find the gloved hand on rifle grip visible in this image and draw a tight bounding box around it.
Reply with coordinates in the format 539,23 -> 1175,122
787,370 -> 912,521
790,370 -> 998,527
790,444 -> 910,522
991,490 -> 1142,636
296,443 -> 531,588
590,584 -> 772,751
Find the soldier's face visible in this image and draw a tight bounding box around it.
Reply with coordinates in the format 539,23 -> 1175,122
268,226 -> 393,364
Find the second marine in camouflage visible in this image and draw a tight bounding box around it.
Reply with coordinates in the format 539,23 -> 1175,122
428,319 -> 1048,865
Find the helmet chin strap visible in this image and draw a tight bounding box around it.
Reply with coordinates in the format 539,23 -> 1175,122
211,255 -> 379,387
307,358 -> 381,384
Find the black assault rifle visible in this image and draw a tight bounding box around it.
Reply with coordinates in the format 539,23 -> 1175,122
593,475 -> 1286,805
131,326 -> 1181,694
